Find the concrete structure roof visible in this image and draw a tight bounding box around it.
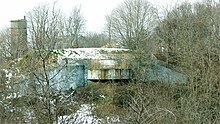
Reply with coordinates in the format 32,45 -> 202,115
55,48 -> 130,62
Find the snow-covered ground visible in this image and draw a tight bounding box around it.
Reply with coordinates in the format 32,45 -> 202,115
57,103 -> 121,124
58,104 -> 101,124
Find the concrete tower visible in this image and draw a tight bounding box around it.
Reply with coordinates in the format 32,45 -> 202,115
10,16 -> 28,58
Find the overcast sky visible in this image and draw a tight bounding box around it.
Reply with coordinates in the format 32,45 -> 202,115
0,0 -> 202,32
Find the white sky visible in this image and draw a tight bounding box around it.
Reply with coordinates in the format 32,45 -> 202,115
0,0 -> 202,33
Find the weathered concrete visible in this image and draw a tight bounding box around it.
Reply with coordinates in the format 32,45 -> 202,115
1,48 -> 188,97
56,48 -> 132,82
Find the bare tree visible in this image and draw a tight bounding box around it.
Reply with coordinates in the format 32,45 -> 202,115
106,0 -> 158,50
0,27 -> 12,64
27,2 -> 62,50
105,15 -> 113,44
0,2 -> 85,124
106,0 -> 159,82
80,32 -> 110,48
62,6 -> 85,48
26,3 -> 68,123
155,1 -> 220,123
24,2 -> 88,123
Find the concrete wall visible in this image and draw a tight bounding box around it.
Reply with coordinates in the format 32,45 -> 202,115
56,48 -> 132,82
145,63 -> 188,83
88,59 -> 131,80
48,60 -> 88,91
88,69 -> 132,80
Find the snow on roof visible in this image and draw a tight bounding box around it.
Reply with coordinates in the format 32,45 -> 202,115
55,48 -> 130,62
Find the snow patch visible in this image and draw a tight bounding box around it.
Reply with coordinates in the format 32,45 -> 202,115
58,104 -> 101,124
2,69 -> 13,80
106,115 -> 120,124
99,95 -> 106,99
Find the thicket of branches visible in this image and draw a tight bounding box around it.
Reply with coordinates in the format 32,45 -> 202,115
0,0 -> 219,123
105,0 -> 219,123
